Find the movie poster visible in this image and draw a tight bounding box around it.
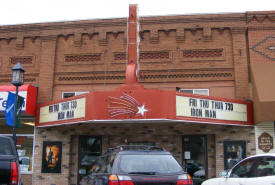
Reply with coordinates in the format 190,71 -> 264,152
41,141 -> 62,173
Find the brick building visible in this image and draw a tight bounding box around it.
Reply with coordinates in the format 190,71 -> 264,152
0,9 -> 275,185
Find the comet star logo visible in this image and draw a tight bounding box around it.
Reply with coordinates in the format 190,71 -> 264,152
108,93 -> 148,118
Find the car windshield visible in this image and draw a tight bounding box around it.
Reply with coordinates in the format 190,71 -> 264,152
119,154 -> 183,174
0,138 -> 13,155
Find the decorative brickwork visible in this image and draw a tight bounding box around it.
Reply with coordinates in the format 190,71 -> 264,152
58,75 -> 124,81
10,56 -> 33,65
74,32 -> 82,47
55,70 -> 233,85
182,49 -> 223,58
140,51 -> 169,60
176,27 -> 185,43
203,27 -> 212,41
114,51 -> 170,60
16,34 -> 24,49
251,35 -> 275,61
64,54 -> 101,64
247,13 -> 275,23
114,53 -> 126,61
140,71 -> 233,81
0,74 -> 38,84
113,51 -> 170,64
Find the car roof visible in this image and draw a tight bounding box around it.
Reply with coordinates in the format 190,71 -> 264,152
117,150 -> 171,155
245,153 -> 275,159
105,145 -> 168,155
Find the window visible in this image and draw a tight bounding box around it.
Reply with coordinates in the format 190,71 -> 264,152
0,137 -> 13,155
230,158 -> 256,178
252,157 -> 275,177
176,88 -> 209,96
0,134 -> 34,174
78,136 -> 101,182
89,155 -> 114,174
230,156 -> 275,178
119,154 -> 183,174
62,91 -> 89,99
224,141 -> 246,170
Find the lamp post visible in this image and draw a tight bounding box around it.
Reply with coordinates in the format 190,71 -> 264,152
11,61 -> 25,145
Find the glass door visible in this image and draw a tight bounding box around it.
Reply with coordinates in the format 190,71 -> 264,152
78,136 -> 101,183
182,135 -> 207,185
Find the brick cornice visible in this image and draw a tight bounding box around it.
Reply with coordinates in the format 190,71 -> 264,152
248,26 -> 275,31
40,35 -> 57,41
231,27 -> 247,34
247,11 -> 275,23
2,11 -> 273,42
141,13 -> 246,25
0,13 -> 247,34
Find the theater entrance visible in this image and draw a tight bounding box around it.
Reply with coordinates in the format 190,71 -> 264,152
182,135 -> 207,185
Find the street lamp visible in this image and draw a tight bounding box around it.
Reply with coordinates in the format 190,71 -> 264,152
11,61 -> 25,145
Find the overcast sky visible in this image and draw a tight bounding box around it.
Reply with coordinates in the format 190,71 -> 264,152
1,0 -> 274,25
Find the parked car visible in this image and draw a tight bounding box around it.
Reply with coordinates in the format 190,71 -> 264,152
80,145 -> 193,185
202,154 -> 275,185
192,166 -> 205,185
0,136 -> 22,185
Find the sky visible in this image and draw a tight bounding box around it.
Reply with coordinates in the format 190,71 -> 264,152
0,0 -> 274,25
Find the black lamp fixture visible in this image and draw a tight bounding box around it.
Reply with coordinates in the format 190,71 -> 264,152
11,61 -> 25,86
11,61 -> 25,145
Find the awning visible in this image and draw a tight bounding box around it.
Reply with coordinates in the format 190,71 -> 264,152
251,63 -> 275,123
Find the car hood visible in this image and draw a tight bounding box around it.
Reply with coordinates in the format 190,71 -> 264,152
202,177 -> 223,185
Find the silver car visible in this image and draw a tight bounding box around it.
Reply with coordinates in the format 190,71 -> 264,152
202,154 -> 275,185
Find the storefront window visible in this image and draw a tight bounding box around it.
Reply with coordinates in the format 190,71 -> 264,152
0,134 -> 34,174
224,141 -> 246,170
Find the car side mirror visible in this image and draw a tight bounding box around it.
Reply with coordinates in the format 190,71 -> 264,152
219,170 -> 228,177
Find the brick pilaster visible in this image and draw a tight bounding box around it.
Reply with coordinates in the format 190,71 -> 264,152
38,35 -> 57,103
231,27 -> 250,99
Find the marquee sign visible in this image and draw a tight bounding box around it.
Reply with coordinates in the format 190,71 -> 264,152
39,98 -> 86,123
176,95 -> 248,122
36,87 -> 253,127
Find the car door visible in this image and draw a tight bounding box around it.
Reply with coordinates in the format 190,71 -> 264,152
244,156 -> 275,185
224,157 -> 257,185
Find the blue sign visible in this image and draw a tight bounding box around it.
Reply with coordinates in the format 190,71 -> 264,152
5,92 -> 24,127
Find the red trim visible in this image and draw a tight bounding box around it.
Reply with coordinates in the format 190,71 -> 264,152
25,85 -> 37,116
37,118 -> 86,127
125,4 -> 139,84
0,85 -> 30,91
